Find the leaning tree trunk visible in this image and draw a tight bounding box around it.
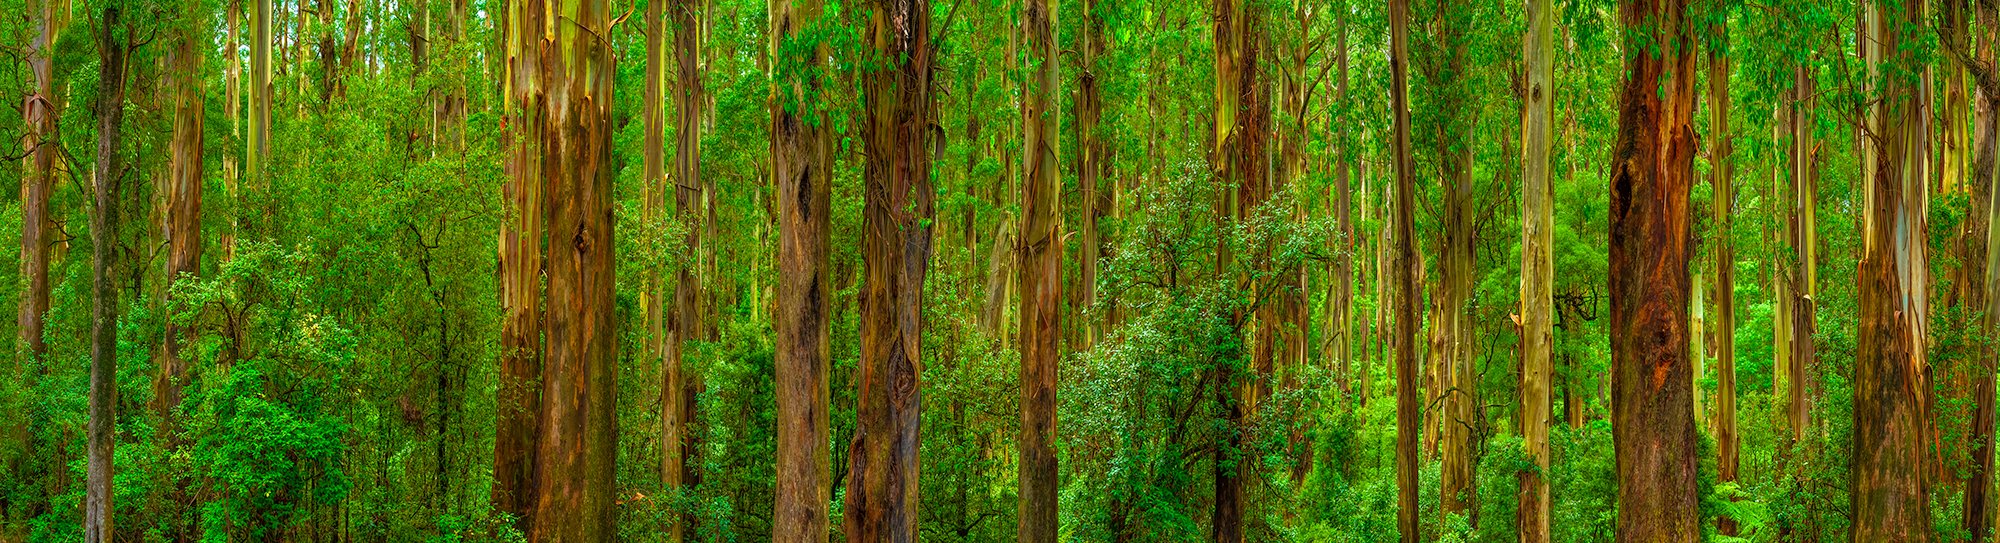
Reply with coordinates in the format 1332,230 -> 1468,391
1017,0 -> 1062,539
1517,0 -> 1555,536
1390,0 -> 1422,537
528,0 -> 618,540
1851,0 -> 1935,539
1607,0 -> 1701,539
771,0 -> 832,539
85,7 -> 130,543
842,0 -> 933,538
1708,20 -> 1741,537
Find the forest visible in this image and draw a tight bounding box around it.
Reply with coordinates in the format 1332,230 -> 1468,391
0,0 -> 1994,539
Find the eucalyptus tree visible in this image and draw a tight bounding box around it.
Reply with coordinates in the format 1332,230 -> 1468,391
771,0 -> 833,538
1017,0 -> 1062,539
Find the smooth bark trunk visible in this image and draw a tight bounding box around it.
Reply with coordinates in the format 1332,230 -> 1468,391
1517,0 -> 1555,537
1017,0 -> 1061,539
1391,0 -> 1422,537
86,7 -> 130,543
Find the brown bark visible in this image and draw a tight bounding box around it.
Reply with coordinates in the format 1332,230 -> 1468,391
1707,22 -> 1740,537
666,0 -> 704,536
1607,0 -> 1701,539
528,0 -> 618,539
158,8 -> 206,431
1517,0 -> 1555,536
1430,0 -> 1477,516
842,0 -> 933,538
17,0 -> 58,367
1077,0 -> 1104,352
1788,63 -> 1818,444
1210,0 -> 1266,539
86,7 -> 131,543
1964,11 -> 2000,532
1018,0 -> 1062,539
492,0 -> 546,532
772,0 -> 832,538
1391,0 -> 1422,536
1851,0 -> 1934,539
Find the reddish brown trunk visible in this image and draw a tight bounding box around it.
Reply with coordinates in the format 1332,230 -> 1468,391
16,0 -> 57,366
772,0 -> 832,538
1017,0 -> 1062,539
158,12 -> 206,431
528,0 -> 618,540
1390,0 -> 1422,537
842,0 -> 933,538
1607,0 -> 1701,540
492,0 -> 546,532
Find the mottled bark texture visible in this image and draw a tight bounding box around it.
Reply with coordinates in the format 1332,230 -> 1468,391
1850,0 -> 1933,540
17,0 -> 58,367
842,0 -> 933,538
528,0 -> 619,540
1607,0 -> 1701,539
1517,0 -> 1555,537
666,0 -> 704,535
86,7 -> 131,543
772,0 -> 833,538
493,0 -> 546,532
1018,0 -> 1062,540
1707,24 -> 1740,537
1390,0 -> 1422,538
158,0 -> 207,436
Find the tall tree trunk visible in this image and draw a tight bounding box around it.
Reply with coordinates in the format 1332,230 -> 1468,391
1977,93 -> 2000,541
1788,63 -> 1818,444
159,4 -> 206,433
666,0 -> 703,537
1017,0 -> 1061,539
86,7 -> 131,543
842,0 -> 933,537
1435,0 -> 1477,515
492,0 -> 547,533
772,0 -> 831,538
1391,0 -> 1422,536
1209,0 -> 1265,538
1708,21 -> 1740,537
528,0 -> 618,540
17,0 -> 59,368
1333,2 -> 1353,399
1852,0 -> 1934,538
1076,0 -> 1103,352
1608,0 -> 1700,539
1517,0 -> 1555,536
252,0 -> 272,240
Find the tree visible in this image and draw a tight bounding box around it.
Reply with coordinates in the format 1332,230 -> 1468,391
86,5 -> 133,542
529,0 -> 619,539
772,0 -> 832,537
1017,0 -> 1062,539
1850,0 -> 1933,538
17,0 -> 60,369
1706,16 -> 1740,537
1607,0 -> 1700,538
843,0 -> 933,537
493,0 -> 547,531
1390,0 -> 1422,537
1517,0 -> 1555,536
665,0 -> 704,534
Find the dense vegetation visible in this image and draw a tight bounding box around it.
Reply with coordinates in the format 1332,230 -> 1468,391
0,0 -> 1995,540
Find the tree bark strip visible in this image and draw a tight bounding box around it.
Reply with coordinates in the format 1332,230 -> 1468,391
1517,0 -> 1555,536
772,0 -> 832,538
492,0 -> 546,531
86,7 -> 131,542
1607,0 -> 1701,539
1390,0 -> 1422,536
842,0 -> 933,538
1707,20 -> 1740,537
1017,0 -> 1062,539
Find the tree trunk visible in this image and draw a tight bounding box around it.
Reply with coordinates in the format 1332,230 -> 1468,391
1976,92 -> 2000,541
1434,0 -> 1477,516
842,0 -> 933,538
86,7 -> 131,542
771,0 -> 831,540
1707,22 -> 1740,537
17,0 -> 59,368
159,4 -> 206,434
1851,0 -> 1934,538
1607,0 -> 1701,539
251,0 -> 272,239
1517,0 -> 1555,536
493,0 -> 547,532
1391,0 -> 1422,536
528,0 -> 618,539
1788,63 -> 1818,444
1076,0 -> 1103,352
1018,0 -> 1061,539
665,0 -> 703,537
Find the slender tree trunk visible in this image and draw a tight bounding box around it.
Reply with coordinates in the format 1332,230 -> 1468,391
528,0 -> 618,540
252,0 -> 272,239
665,0 -> 703,537
1017,0 -> 1061,539
159,5 -> 206,434
1517,0 -> 1555,536
1976,92 -> 2000,541
1708,22 -> 1740,537
772,0 -> 831,539
493,0 -> 547,533
1789,63 -> 1818,444
843,0 -> 933,537
86,7 -> 131,543
642,0 -> 680,539
1852,0 -> 1934,538
1434,0 -> 1477,514
1391,0 -> 1422,536
1076,0 -> 1103,352
1333,4 -> 1353,400
17,0 -> 58,368
1607,0 -> 1700,539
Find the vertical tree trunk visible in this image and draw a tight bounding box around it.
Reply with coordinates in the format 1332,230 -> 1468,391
1076,0 -> 1103,352
1390,0 -> 1422,537
16,0 -> 58,367
86,7 -> 131,543
159,5 -> 206,432
1517,0 -> 1555,536
492,0 -> 547,533
1852,0 -> 1934,538
529,0 -> 618,540
1435,0 -> 1477,514
1608,0 -> 1700,539
1708,21 -> 1740,537
643,0 -> 681,539
1789,63 -> 1818,444
1977,97 -> 2000,541
1017,0 -> 1061,539
666,0 -> 703,536
252,0 -> 272,238
842,0 -> 933,538
771,0 -> 831,538
1333,3 -> 1353,399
